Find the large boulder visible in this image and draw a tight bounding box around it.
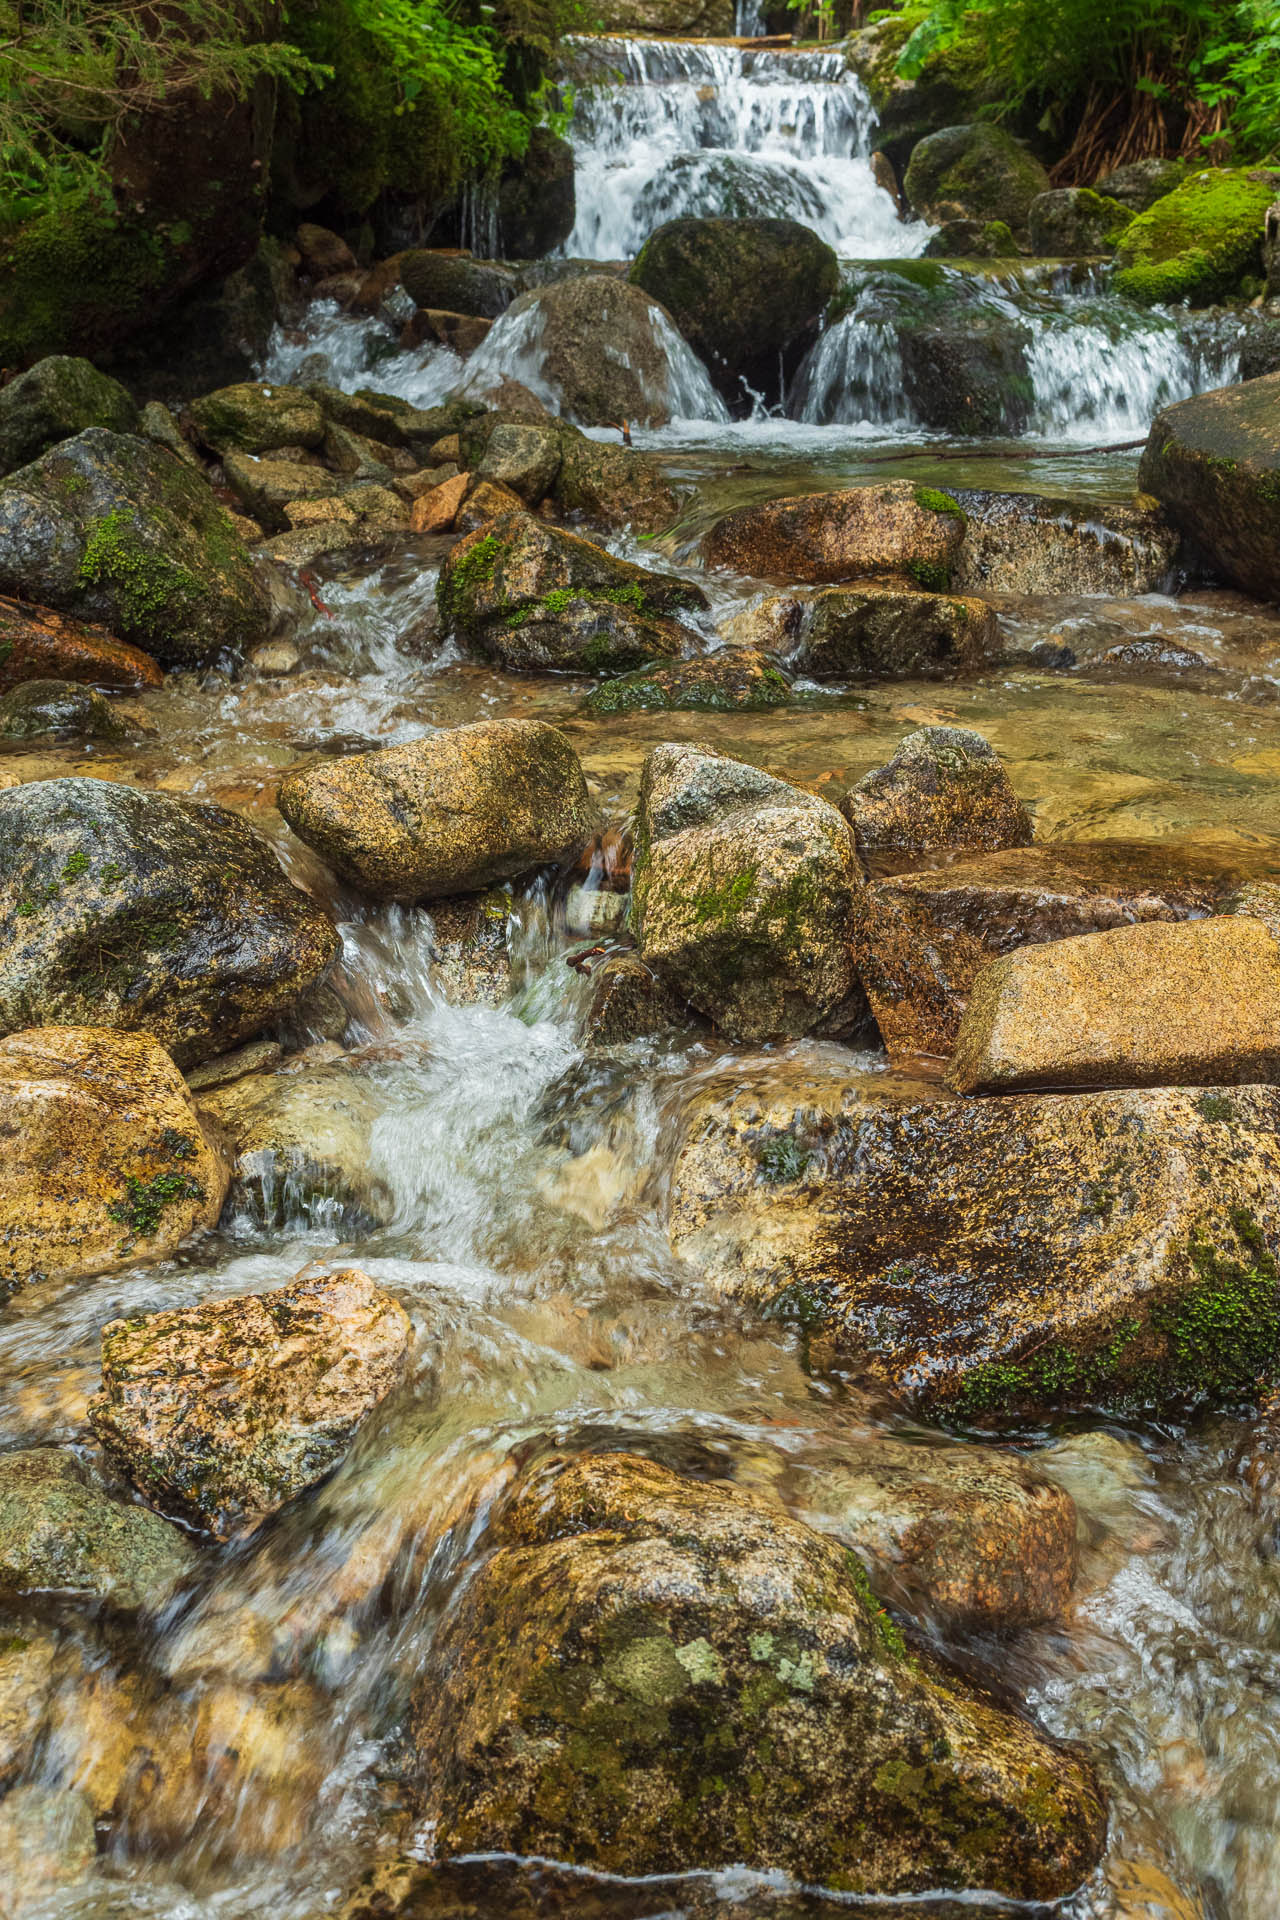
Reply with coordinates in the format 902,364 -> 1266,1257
90,1267 -> 412,1540
903,124 -> 1049,234
0,430 -> 270,668
412,1450 -> 1106,1896
551,431 -> 682,534
1028,188 -> 1132,256
950,488 -> 1179,595
1114,166 -> 1280,305
667,1078 -> 1280,1418
188,381 -> 326,456
0,778 -> 339,1067
727,580 -> 999,677
851,842 -> 1245,1058
436,508 -> 706,673
0,1448 -> 196,1612
0,1026 -> 228,1298
0,358 -> 138,477
949,916 -> 1280,1094
1138,373 -> 1280,602
631,744 -> 866,1041
0,595 -> 161,692
630,217 -> 840,410
277,719 -> 593,901
841,726 -> 1032,863
704,482 -> 966,587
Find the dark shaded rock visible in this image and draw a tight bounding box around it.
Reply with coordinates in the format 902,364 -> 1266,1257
0,358 -> 138,477
1138,373 -> 1280,601
900,312 -> 1032,436
1095,157 -> 1187,212
0,429 -> 270,669
922,217 -> 1017,258
841,726 -> 1032,862
0,678 -> 133,741
904,124 -> 1049,234
498,128 -> 576,259
584,649 -> 791,714
0,1447 -> 196,1612
398,252 -> 518,319
0,778 -> 339,1066
189,382 -> 325,456
0,595 -> 162,693
704,481 -> 966,586
1028,188 -> 1131,256
729,581 -> 998,677
581,953 -> 691,1045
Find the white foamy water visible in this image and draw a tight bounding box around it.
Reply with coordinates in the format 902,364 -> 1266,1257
261,299 -> 464,410
561,37 -> 930,259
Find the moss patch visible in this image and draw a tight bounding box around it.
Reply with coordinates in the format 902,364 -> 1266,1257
1115,168 -> 1280,306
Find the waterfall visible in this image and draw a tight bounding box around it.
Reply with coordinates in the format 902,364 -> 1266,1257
560,36 -> 929,260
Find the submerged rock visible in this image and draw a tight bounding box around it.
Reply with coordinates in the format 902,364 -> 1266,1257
0,594 -> 162,692
841,726 -> 1033,862
904,124 -> 1049,234
90,1268 -> 412,1539
0,778 -> 339,1066
950,916 -> 1280,1094
631,743 -> 865,1041
0,356 -> 138,477
0,678 -> 133,741
0,1025 -> 228,1298
0,429 -> 270,668
0,1447 -> 196,1611
412,1450 -> 1107,1895
0,1785 -> 96,1908
704,482 -> 967,586
1139,372 -> 1280,602
278,718 -> 593,900
0,1629 -> 58,1787
189,381 -> 325,455
584,649 -> 791,714
436,508 -> 705,673
729,580 -> 998,677
668,1080 -> 1280,1417
853,842 -> 1243,1059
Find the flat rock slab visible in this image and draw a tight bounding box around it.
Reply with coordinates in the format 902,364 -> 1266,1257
950,915 -> 1280,1093
90,1267 -> 412,1540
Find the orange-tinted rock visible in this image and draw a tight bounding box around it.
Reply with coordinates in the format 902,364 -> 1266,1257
410,470 -> 470,533
0,595 -> 162,692
703,481 -> 965,583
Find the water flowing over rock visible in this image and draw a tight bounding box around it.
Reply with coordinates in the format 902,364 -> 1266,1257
727,582 -> 998,677
704,482 -> 966,585
277,718 -> 594,900
841,726 -> 1032,861
0,430 -> 270,668
950,489 -> 1180,595
0,779 -> 340,1066
0,1026 -> 228,1298
631,743 -> 866,1040
0,357 -> 138,477
0,678 -> 133,742
90,1268 -> 412,1540
412,1450 -> 1107,1894
0,1448 -> 196,1612
1139,372 -> 1280,602
668,1081 -> 1280,1418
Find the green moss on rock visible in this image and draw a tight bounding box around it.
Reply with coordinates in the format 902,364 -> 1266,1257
1115,167 -> 1280,306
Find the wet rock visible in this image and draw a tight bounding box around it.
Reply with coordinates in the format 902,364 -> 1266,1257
189,381 -> 325,455
922,217 -> 1016,258
278,718 -> 593,901
138,399 -> 202,469
0,429 -> 270,668
90,1267 -> 412,1539
426,891 -> 516,1006
667,1079 -> 1280,1417
704,481 -> 967,586
841,726 -> 1032,862
0,357 -> 138,477
0,778 -> 338,1065
474,423 -> 562,503
1115,167 -> 1280,305
0,677 -> 133,741
0,1785 -> 96,1911
0,594 -> 162,692
950,916 -> 1280,1095
552,431 -> 681,534
409,470 -> 470,533
854,842 -> 1242,1059
631,743 -> 865,1041
630,216 -> 839,409
307,384 -> 471,462
296,223 -> 357,277
0,1627 -> 57,1786
1096,157 -> 1187,212
483,276 -> 703,429
249,639 -> 301,676
398,252 -> 518,319
411,1450 -> 1107,1894
581,953 -> 690,1045
406,308 -> 492,356
584,649 -> 791,714
0,1025 -> 228,1297
497,127 -> 576,259
900,313 -> 1033,437
436,508 -> 705,673
1138,373 -> 1280,602
455,478 -> 525,534
729,580 -> 998,677
904,124 -> 1049,234
1029,188 -> 1132,255
197,1052 -> 392,1231
185,1036 -> 283,1094
951,489 -> 1179,595
222,450 -> 333,530
0,1447 -> 196,1611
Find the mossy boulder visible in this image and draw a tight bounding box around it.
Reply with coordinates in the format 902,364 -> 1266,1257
1028,188 -> 1132,256
0,778 -> 340,1066
729,581 -> 998,678
1138,371 -> 1280,601
630,217 -> 840,409
0,1025 -> 228,1298
277,718 -> 594,901
0,1447 -> 196,1612
846,13 -> 995,173
584,649 -> 792,715
90,1267 -> 411,1540
903,124 -> 1049,235
436,508 -> 706,673
631,743 -> 866,1042
900,311 -> 1033,436
0,429 -> 270,669
841,725 -> 1032,863
704,481 -> 966,585
0,678 -> 133,742
0,358 -> 138,478
668,1078 -> 1280,1419
412,1450 -> 1106,1896
0,594 -> 162,693
1114,167 -> 1280,306
188,382 -> 326,456
922,217 -> 1017,258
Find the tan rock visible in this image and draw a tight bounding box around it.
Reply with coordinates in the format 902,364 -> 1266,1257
842,724 -> 1031,863
90,1267 -> 412,1539
455,477 -> 524,534
703,481 -> 966,584
0,1026 -> 228,1298
0,593 -> 162,692
284,494 -> 356,530
0,1627 -> 58,1787
277,717 -> 594,901
409,469 -> 469,533
406,308 -> 492,355
296,222 -> 357,276
728,583 -> 999,677
950,915 -> 1280,1094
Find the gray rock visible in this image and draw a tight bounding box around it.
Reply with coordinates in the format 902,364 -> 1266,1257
0,1448 -> 196,1611
474,423 -> 562,503
0,357 -> 137,477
